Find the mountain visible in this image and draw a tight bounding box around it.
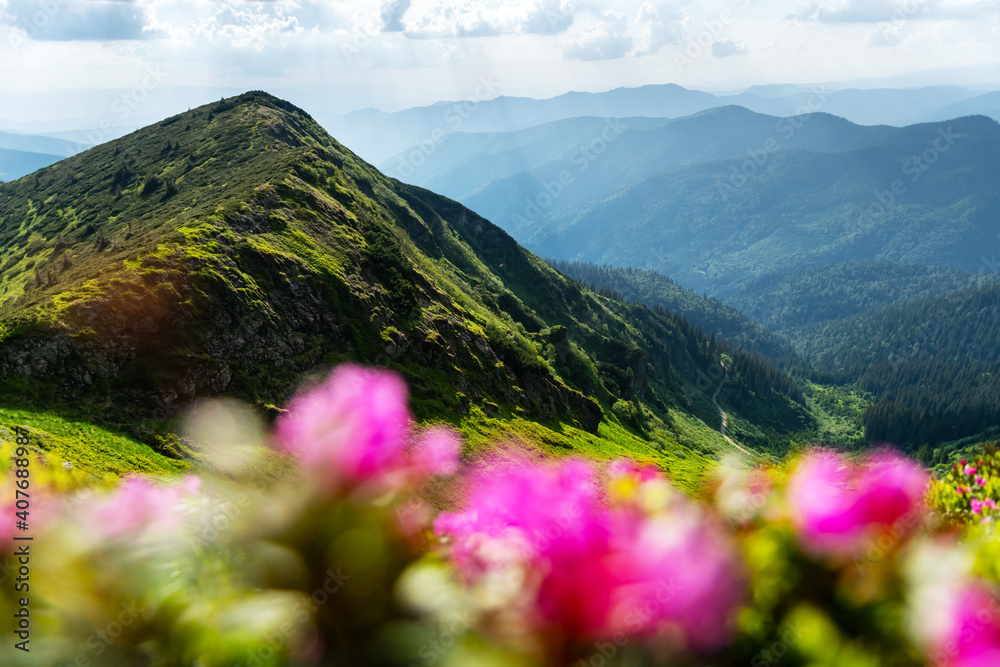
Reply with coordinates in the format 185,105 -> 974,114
0,92 -> 815,485
791,281 -> 1000,452
919,91 -> 1000,123
0,130 -> 80,157
0,146 -> 65,182
330,83 -> 989,164
720,86 -> 982,126
715,260 -> 995,336
510,114 -> 1000,295
547,260 -> 797,362
385,106 -> 902,231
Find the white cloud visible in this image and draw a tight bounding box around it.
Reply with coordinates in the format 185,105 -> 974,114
711,39 -> 747,58
634,1 -> 687,56
864,24 -> 907,46
185,3 -> 303,52
400,0 -> 580,38
790,0 -> 998,23
2,0 -> 162,41
562,9 -> 631,60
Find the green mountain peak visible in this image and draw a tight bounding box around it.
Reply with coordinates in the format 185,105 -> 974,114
0,92 -> 812,486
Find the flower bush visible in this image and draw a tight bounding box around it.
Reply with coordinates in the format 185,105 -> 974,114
3,365 -> 1000,666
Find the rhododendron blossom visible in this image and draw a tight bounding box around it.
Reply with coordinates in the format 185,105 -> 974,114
85,475 -> 202,539
275,365 -> 412,489
787,450 -> 928,555
409,426 -> 462,478
435,457 -> 742,648
928,584 -> 1000,667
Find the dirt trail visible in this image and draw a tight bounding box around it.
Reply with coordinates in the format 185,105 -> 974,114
711,367 -> 754,457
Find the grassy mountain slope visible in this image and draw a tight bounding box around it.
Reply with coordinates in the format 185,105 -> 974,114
547,260 -> 797,361
0,92 -> 816,488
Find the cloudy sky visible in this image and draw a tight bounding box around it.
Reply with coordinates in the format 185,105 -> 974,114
1,0 -> 998,129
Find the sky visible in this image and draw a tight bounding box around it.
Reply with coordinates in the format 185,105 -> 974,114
1,0 -> 999,131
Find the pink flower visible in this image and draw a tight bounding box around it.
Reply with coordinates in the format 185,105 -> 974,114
958,487 -> 967,495
409,426 -> 462,477
976,476 -> 986,487
435,457 -> 742,648
787,450 -> 928,556
972,499 -> 984,515
966,465 -> 978,477
986,499 -> 997,510
87,475 -> 201,539
275,365 -> 412,491
929,584 -> 1000,667
0,502 -> 15,553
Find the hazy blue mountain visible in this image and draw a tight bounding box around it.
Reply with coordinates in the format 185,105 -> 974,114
719,86 -> 981,126
327,83 -> 720,163
0,147 -> 64,182
0,130 -> 80,157
715,261 -> 995,335
331,83 -> 988,163
917,91 -> 1000,123
511,115 -> 1000,295
386,107 -> 900,228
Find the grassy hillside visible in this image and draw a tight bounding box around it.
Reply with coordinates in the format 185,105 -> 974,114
549,260 -> 798,361
0,92 -> 818,489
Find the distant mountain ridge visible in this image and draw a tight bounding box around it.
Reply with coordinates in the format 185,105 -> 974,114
328,83 -> 991,163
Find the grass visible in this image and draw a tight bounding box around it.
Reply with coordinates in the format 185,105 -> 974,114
801,381 -> 870,447
0,406 -> 188,483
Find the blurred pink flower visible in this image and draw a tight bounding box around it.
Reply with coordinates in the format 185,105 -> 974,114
965,465 -> 978,477
0,502 -> 15,553
930,584 -> 1000,667
787,450 -> 928,556
607,459 -> 662,483
435,457 -> 742,647
986,499 -> 997,510
976,476 -> 986,487
972,499 -> 984,515
275,365 -> 412,490
88,475 -> 201,539
409,426 -> 462,477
